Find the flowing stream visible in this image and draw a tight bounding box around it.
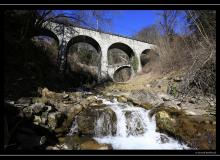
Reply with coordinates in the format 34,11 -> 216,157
69,96 -> 190,149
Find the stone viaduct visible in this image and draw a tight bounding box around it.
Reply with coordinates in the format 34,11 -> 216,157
39,21 -> 156,81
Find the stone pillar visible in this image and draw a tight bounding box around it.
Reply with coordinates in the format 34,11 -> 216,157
134,51 -> 142,73
58,40 -> 68,73
99,45 -> 109,80
137,55 -> 142,73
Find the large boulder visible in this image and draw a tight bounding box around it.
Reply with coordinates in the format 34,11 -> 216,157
65,104 -> 84,128
76,109 -> 97,135
76,107 -> 117,136
154,108 -> 216,150
129,90 -> 163,107
155,111 -> 176,134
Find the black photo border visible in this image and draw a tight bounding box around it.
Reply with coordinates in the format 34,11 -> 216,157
1,3 -> 219,158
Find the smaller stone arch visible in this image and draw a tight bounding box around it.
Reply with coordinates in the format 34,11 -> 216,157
113,66 -> 133,82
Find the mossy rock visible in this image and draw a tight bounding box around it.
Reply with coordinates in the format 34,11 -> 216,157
149,105 -> 184,118
155,111 -> 176,134
154,107 -> 216,149
32,97 -> 48,104
58,137 -> 65,143
141,103 -> 153,110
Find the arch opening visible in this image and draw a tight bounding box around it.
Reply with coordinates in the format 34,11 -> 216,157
66,35 -> 102,86
31,29 -> 60,67
33,28 -> 60,46
113,66 -> 132,82
107,42 -> 135,66
140,49 -> 159,73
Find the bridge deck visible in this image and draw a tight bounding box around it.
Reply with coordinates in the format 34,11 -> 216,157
48,20 -> 152,44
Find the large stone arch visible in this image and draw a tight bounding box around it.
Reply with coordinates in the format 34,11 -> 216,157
31,28 -> 60,67
107,42 -> 135,66
66,35 -> 102,83
33,28 -> 60,46
66,35 -> 101,54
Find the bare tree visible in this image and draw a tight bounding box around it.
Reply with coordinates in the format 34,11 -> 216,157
159,10 -> 180,41
134,24 -> 160,44
35,10 -> 112,32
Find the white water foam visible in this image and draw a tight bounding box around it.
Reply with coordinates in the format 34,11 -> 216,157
93,97 -> 189,149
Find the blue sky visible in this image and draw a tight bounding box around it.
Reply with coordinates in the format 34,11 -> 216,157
87,10 -> 187,37
54,10 -> 187,37
106,10 -> 159,37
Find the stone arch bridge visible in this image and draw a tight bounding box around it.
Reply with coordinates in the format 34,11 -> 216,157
38,21 -> 157,81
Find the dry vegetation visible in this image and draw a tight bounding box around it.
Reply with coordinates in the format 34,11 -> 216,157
135,10 -> 216,97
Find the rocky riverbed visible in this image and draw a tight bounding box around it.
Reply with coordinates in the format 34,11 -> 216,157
4,81 -> 216,150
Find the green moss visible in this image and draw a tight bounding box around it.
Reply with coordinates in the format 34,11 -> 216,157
32,97 -> 48,104
155,111 -> 176,134
58,137 -> 65,143
154,107 -> 216,149
141,103 -> 153,110
167,82 -> 178,97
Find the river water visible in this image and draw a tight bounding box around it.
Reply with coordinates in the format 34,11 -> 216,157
69,96 -> 189,149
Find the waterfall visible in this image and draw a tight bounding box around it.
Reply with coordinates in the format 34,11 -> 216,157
67,118 -> 78,136
93,97 -> 189,149
68,96 -> 190,149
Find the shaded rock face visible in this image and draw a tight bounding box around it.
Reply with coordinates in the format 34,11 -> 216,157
94,108 -> 117,137
76,109 -> 96,135
77,107 -> 117,136
16,97 -> 32,107
154,108 -> 216,150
